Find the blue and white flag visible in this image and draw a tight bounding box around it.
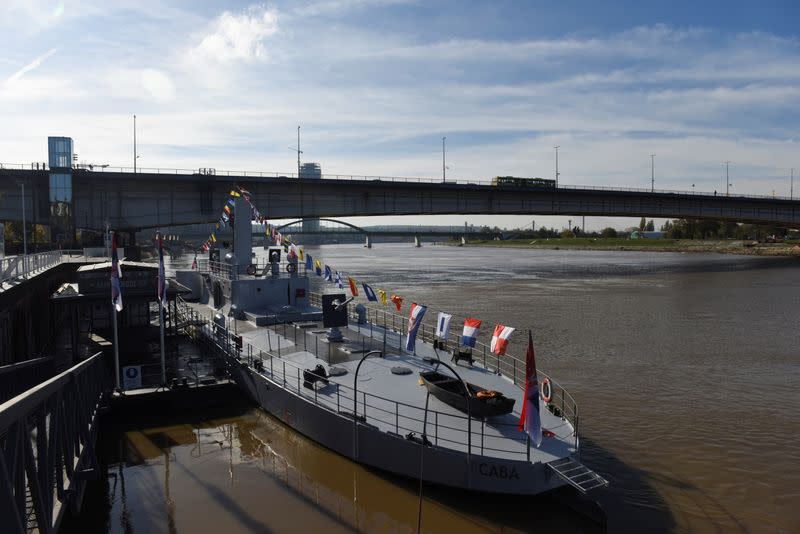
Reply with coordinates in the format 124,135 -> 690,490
435,312 -> 452,339
405,303 -> 427,352
362,283 -> 378,302
324,265 -> 333,281
305,254 -> 313,270
110,232 -> 123,312
335,271 -> 343,290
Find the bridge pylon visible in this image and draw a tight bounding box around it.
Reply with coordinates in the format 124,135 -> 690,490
364,235 -> 372,248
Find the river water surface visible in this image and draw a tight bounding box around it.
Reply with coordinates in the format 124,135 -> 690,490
66,244 -> 800,533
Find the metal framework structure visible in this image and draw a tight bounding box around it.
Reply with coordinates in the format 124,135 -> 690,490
0,352 -> 109,533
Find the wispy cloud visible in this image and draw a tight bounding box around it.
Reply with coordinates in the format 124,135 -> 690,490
5,48 -> 57,84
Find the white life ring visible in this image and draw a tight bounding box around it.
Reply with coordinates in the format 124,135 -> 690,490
541,377 -> 552,403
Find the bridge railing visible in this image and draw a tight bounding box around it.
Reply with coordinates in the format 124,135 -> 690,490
0,251 -> 63,286
0,351 -> 109,533
306,291 -> 579,439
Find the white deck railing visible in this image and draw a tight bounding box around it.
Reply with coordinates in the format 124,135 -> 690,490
0,250 -> 63,286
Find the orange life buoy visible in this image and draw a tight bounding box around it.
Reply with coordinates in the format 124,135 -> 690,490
246,264 -> 256,276
541,378 -> 552,403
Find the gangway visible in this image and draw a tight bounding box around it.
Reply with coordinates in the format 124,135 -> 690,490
547,457 -> 609,493
0,351 -> 110,533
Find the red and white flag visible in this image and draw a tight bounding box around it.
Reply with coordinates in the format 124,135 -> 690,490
490,324 -> 515,355
518,330 -> 542,447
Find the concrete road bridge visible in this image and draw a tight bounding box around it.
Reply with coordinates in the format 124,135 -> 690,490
1,165 -> 799,239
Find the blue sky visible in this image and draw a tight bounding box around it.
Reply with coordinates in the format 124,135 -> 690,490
2,0 -> 799,230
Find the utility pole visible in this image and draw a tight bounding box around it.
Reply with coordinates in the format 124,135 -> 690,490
791,168 -> 794,200
554,146 -> 560,187
724,161 -> 731,196
289,125 -> 303,178
650,154 -> 655,192
133,114 -> 137,174
442,137 -> 446,183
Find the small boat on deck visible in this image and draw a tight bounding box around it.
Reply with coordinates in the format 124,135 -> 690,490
419,370 -> 515,418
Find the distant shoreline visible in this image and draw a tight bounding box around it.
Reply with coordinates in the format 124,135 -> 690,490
452,238 -> 800,257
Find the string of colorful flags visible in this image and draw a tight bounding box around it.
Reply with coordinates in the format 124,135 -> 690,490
183,184 -> 540,445
193,184 -> 519,359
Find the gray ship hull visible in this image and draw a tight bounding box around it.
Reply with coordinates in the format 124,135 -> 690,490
226,355 -> 565,496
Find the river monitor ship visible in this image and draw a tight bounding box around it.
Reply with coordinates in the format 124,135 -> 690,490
175,195 -> 608,497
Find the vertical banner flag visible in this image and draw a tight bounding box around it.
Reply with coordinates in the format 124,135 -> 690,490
348,277 -> 359,297
518,331 -> 543,447
288,244 -> 298,261
298,248 -> 305,261
110,232 -> 123,312
461,318 -> 481,347
157,233 -> 166,308
335,271 -> 343,290
390,294 -> 403,311
491,324 -> 515,355
378,289 -> 388,306
435,312 -> 453,339
405,303 -> 428,351
324,265 -> 333,282
314,259 -> 322,276
305,254 -> 313,270
362,283 -> 378,302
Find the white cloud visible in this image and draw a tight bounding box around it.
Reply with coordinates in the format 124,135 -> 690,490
192,5 -> 279,63
141,69 -> 176,102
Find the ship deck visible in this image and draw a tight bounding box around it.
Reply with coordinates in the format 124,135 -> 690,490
193,301 -> 577,465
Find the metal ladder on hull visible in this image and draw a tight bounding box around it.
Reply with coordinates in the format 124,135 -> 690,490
547,457 -> 609,493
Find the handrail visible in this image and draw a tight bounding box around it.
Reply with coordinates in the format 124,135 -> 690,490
0,250 -> 63,286
175,299 -> 577,461
2,161 -> 798,201
307,291 -> 579,434
0,351 -> 109,534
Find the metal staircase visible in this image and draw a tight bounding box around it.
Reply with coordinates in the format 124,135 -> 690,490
547,457 -> 609,493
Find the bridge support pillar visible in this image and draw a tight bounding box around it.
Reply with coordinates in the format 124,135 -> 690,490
364,235 -> 372,248
414,235 -> 421,248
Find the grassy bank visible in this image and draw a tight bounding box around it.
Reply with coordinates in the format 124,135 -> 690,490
457,238 -> 800,256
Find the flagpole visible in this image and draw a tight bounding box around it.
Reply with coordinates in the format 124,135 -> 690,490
112,292 -> 121,390
158,233 -> 166,386
160,300 -> 166,386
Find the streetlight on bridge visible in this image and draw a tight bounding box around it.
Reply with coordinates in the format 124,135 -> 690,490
442,136 -> 446,183
554,146 -> 560,187
724,161 -> 731,196
650,154 -> 655,192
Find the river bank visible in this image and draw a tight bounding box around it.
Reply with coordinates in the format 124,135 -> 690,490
457,237 -> 800,256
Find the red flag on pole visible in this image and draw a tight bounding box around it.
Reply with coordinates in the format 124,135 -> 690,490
518,330 -> 542,447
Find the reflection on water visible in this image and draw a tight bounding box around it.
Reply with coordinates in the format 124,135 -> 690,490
65,408 -> 601,533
